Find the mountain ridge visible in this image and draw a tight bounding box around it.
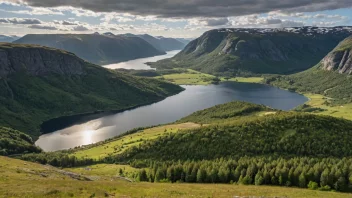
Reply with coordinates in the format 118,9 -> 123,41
150,26 -> 352,76
122,33 -> 186,52
13,34 -> 165,65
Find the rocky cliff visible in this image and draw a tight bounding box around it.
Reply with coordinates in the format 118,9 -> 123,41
0,43 -> 86,77
321,36 -> 352,74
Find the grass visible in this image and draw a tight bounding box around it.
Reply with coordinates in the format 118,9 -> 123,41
65,164 -> 138,179
156,69 -> 264,85
156,69 -> 215,85
1,156 -> 351,198
301,93 -> 352,120
224,77 -> 264,83
72,122 -> 202,160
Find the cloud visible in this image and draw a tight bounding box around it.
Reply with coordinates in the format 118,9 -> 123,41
3,6 -> 64,15
72,25 -> 89,31
4,0 -> 352,18
227,15 -> 304,28
62,20 -> 78,25
28,24 -> 57,30
203,18 -> 229,26
0,17 -> 41,24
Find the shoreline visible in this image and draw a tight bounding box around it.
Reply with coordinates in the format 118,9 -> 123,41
40,88 -> 185,135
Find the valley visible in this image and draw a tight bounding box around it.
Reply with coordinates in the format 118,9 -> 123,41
1,24 -> 352,198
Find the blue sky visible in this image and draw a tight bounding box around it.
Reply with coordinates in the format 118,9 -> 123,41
0,1 -> 351,38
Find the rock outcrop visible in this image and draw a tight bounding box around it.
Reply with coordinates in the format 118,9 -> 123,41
321,36 -> 352,74
0,43 -> 86,77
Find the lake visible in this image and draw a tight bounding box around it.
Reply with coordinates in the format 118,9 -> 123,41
103,50 -> 180,70
36,82 -> 308,151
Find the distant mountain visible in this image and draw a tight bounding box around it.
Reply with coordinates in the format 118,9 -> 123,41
150,26 -> 352,76
0,35 -> 20,43
267,35 -> 352,104
13,34 -> 165,65
175,38 -> 194,45
0,43 -> 183,138
123,34 -> 186,51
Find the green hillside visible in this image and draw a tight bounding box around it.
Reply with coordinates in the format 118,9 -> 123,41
0,43 -> 183,138
0,127 -> 41,155
150,27 -> 351,76
266,66 -> 352,104
266,36 -> 352,105
116,112 -> 352,162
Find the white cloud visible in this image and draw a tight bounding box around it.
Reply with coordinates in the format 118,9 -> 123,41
72,25 -> 89,31
28,24 -> 57,30
0,17 -> 41,24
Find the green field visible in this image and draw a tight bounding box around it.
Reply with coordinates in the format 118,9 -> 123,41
155,69 -> 264,85
1,156 -> 351,198
299,93 -> 352,120
72,123 -> 202,160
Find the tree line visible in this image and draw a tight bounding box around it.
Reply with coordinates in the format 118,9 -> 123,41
134,157 -> 352,192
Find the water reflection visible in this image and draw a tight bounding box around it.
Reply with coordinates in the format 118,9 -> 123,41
36,82 -> 308,151
103,50 -> 180,70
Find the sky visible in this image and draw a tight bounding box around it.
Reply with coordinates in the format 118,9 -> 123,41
0,0 -> 351,38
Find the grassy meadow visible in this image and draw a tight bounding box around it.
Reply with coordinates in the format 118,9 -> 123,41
1,156 -> 351,198
72,122 -> 202,160
299,93 -> 352,120
155,69 -> 264,85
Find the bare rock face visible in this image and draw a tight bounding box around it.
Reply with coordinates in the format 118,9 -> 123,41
0,43 -> 86,78
321,37 -> 352,75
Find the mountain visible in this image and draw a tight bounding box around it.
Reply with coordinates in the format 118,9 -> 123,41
0,43 -> 183,138
123,34 -> 186,51
266,35 -> 352,104
0,35 -> 20,43
150,26 -> 352,76
175,38 -> 194,45
13,34 -> 165,65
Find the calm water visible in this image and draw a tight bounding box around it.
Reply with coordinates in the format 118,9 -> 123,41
36,82 -> 308,151
103,50 -> 180,70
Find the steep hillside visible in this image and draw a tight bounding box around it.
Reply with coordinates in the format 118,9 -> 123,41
267,36 -> 352,104
124,34 -> 186,51
0,127 -> 41,155
150,27 -> 352,76
321,36 -> 352,74
0,43 -> 183,138
13,34 -> 164,64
